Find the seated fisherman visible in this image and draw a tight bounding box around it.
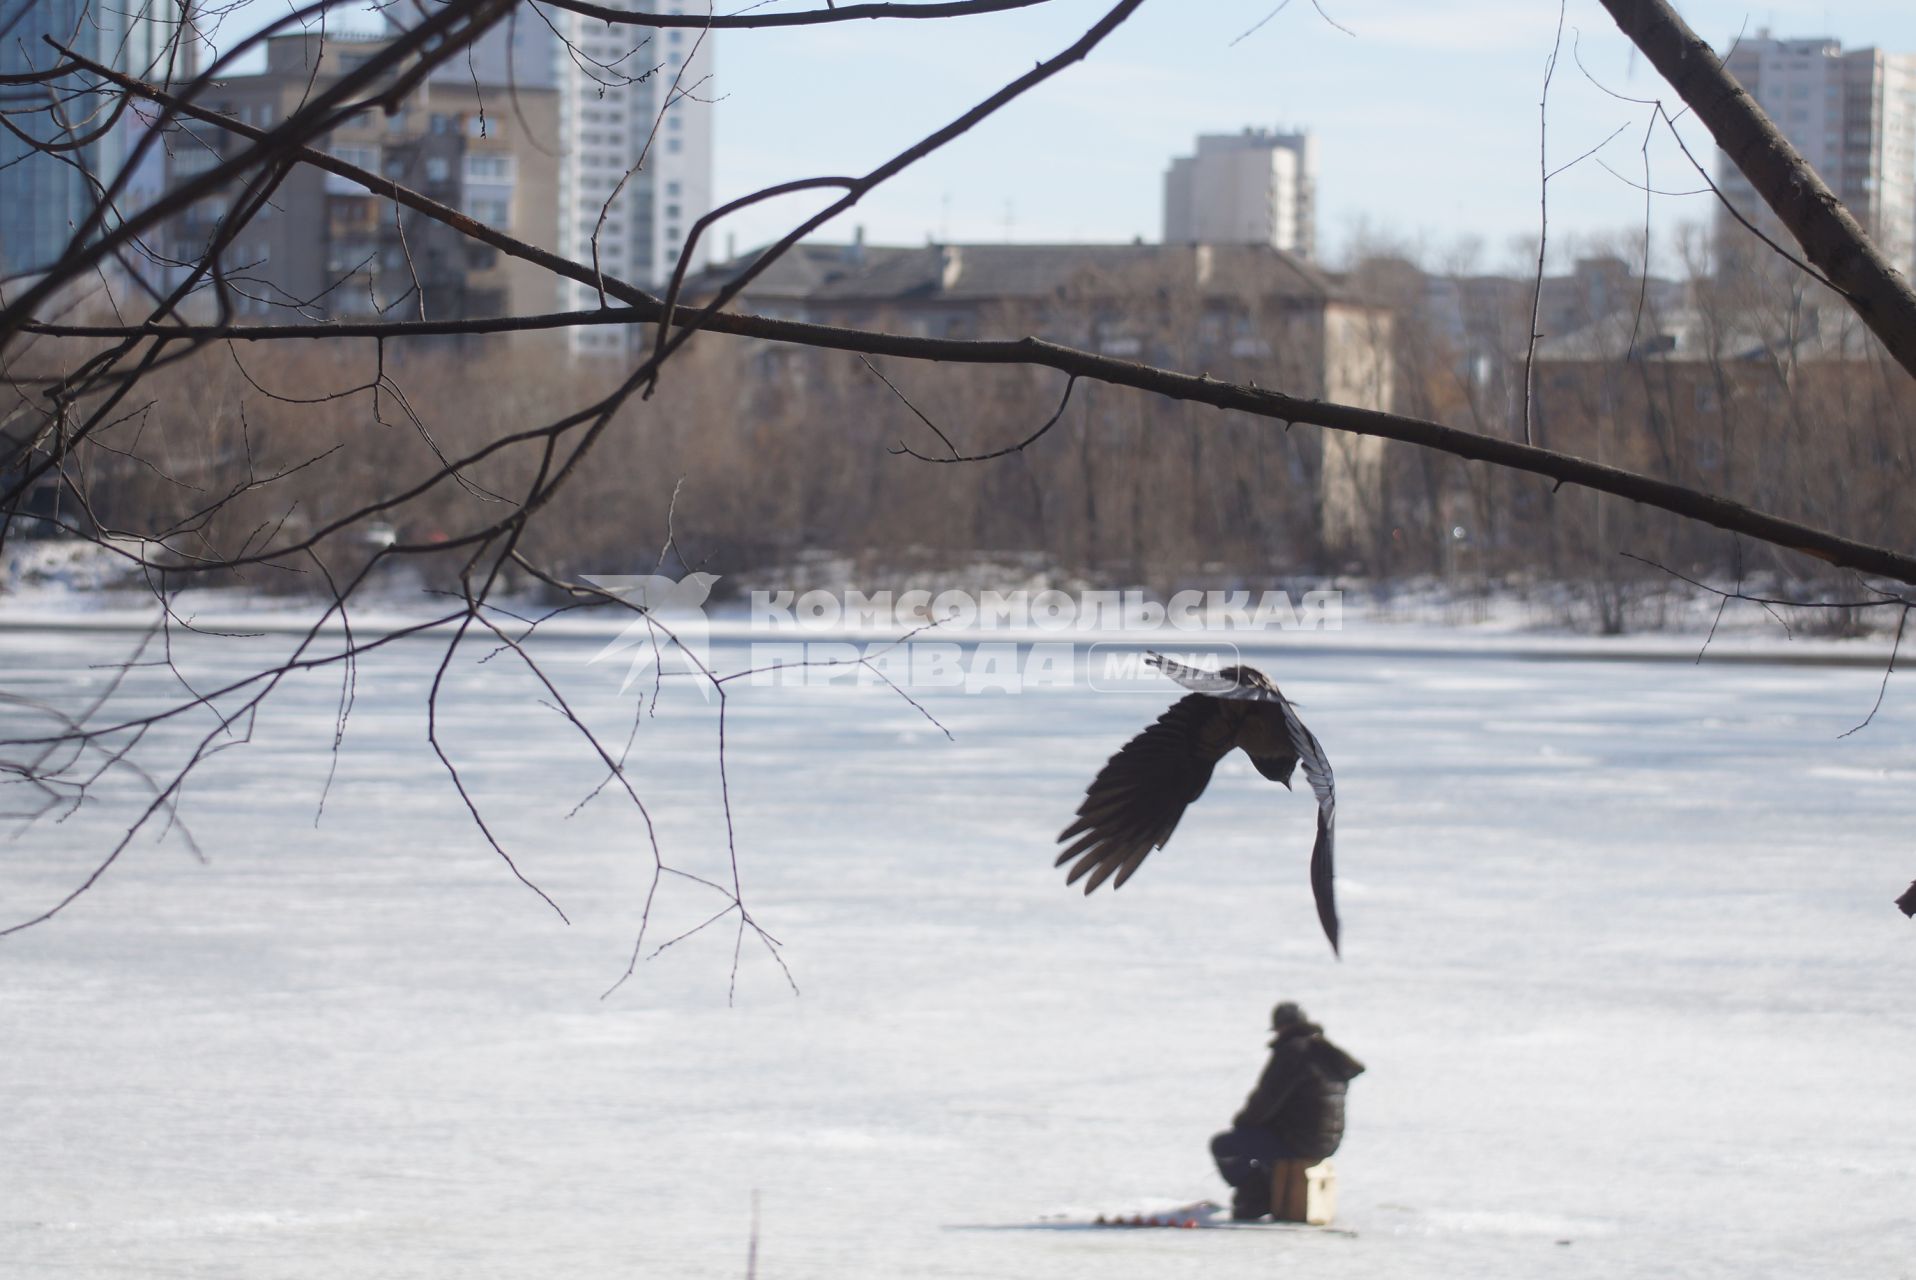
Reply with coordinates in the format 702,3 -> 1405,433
1211,1001 -> 1365,1220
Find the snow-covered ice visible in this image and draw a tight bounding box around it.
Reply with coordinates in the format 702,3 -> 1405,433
1,621 -> 1911,1279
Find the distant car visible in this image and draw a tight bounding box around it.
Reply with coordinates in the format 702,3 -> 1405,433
361,522 -> 398,549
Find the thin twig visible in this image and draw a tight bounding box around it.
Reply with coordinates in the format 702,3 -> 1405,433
1523,0 -> 1569,449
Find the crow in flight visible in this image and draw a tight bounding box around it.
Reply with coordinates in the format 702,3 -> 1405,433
1055,651 -> 1341,954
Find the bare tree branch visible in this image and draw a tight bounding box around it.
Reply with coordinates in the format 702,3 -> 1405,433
1598,0 -> 1916,384
532,0 -> 1054,29
9,0 -> 1916,955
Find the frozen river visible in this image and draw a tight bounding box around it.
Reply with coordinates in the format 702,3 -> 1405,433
2,620 -> 1912,1279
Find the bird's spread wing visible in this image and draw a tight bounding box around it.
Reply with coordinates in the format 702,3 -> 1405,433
1145,651 -> 1268,698
1056,694 -> 1231,893
1281,705 -> 1339,955
1148,650 -> 1341,954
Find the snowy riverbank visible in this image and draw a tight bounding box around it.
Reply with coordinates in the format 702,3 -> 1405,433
3,536 -> 1905,670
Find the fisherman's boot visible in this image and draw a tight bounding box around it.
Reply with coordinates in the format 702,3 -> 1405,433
1230,1175 -> 1271,1221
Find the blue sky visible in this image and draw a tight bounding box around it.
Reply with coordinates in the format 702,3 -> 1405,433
226,1 -> 1916,271
705,0 -> 1916,269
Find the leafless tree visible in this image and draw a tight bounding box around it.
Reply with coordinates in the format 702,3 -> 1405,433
5,0 -> 1914,955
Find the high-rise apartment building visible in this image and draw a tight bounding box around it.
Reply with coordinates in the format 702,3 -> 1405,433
155,32 -> 560,335
1717,33 -> 1916,276
431,3 -> 716,356
1163,128 -> 1316,260
0,0 -> 198,279
554,4 -> 715,355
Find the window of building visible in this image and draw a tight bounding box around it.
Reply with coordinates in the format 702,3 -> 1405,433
323,144 -> 382,193
425,155 -> 451,182
328,143 -> 380,169
464,153 -> 514,182
667,137 -> 682,153
666,180 -> 680,196
466,196 -> 511,228
326,240 -> 378,275
665,203 -> 680,218
173,147 -> 221,176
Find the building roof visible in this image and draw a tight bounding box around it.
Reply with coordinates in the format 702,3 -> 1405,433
1535,303 -> 1878,363
687,240 -> 1349,307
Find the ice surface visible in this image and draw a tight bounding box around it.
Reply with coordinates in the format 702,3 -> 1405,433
1,622 -> 1912,1279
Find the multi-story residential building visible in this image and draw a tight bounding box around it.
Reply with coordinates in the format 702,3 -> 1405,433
1717,33 -> 1916,276
157,32 -> 559,338
0,0 -> 198,280
1163,128 -> 1316,259
1529,297 -> 1914,547
423,2 -> 716,356
1346,253 -> 1691,441
555,3 -> 715,355
688,239 -> 1391,554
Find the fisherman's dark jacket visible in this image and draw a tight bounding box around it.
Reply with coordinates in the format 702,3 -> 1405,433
1231,1023 -> 1366,1160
